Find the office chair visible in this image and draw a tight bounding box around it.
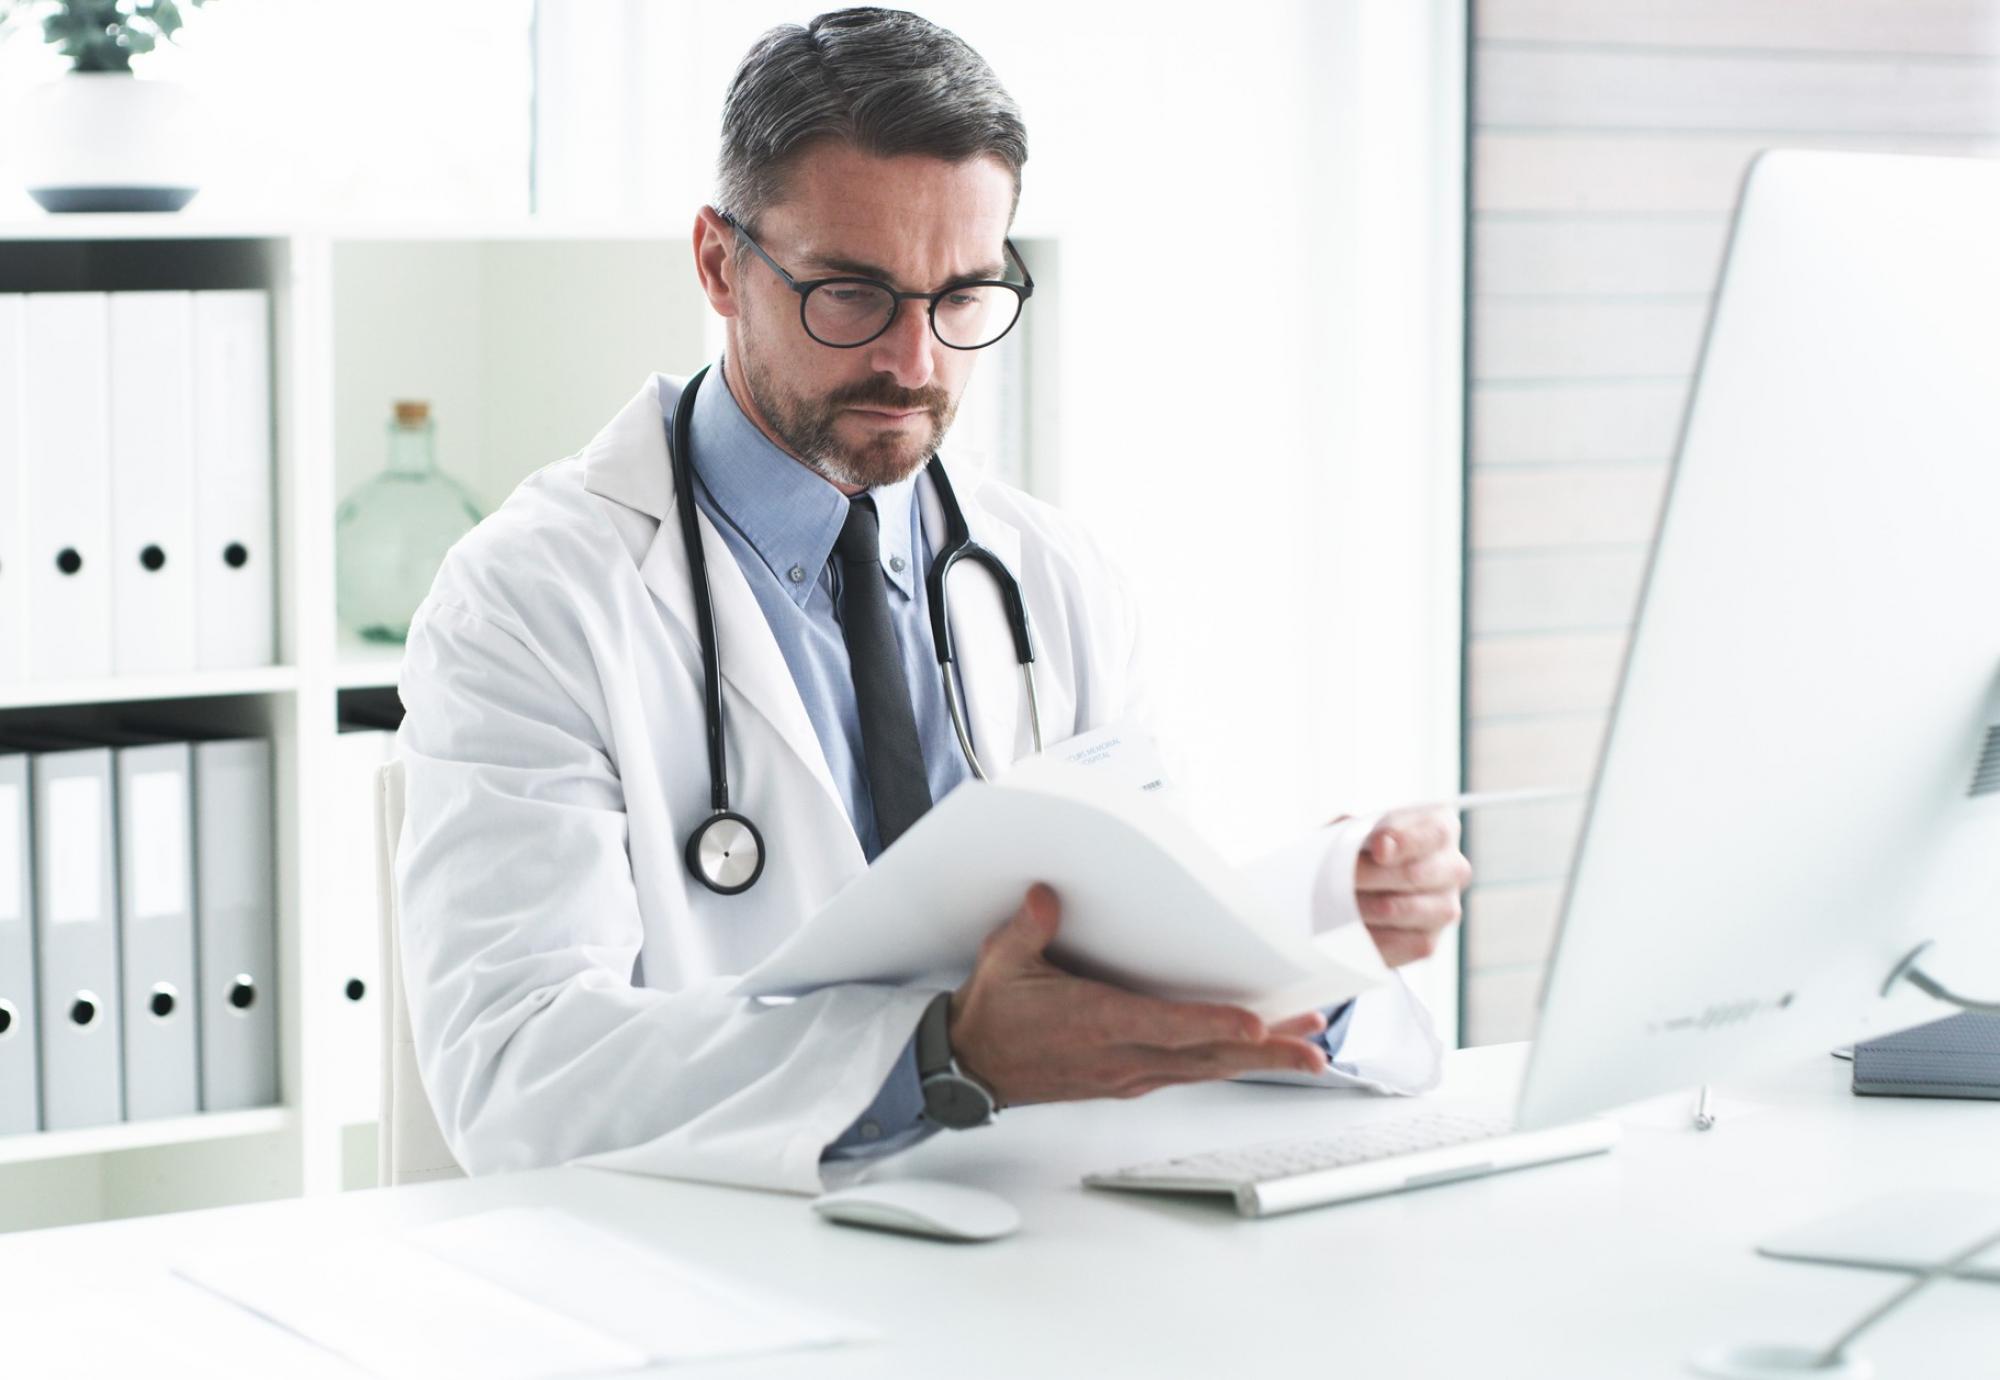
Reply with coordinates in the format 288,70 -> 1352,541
375,758 -> 466,1185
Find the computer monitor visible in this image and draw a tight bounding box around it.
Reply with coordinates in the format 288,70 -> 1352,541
1513,150 -> 2000,1131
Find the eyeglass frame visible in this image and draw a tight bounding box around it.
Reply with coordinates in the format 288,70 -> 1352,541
720,210 -> 1035,351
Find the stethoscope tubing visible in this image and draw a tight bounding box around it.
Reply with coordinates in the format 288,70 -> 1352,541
668,365 -> 1043,890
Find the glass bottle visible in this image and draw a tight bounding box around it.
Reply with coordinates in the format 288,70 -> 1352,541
335,401 -> 483,644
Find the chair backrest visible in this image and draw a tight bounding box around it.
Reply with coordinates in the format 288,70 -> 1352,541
376,758 -> 466,1185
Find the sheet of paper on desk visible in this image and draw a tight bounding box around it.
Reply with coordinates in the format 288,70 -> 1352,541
737,751 -> 1385,1022
171,1207 -> 870,1380
10,1273 -> 368,1380
408,1207 -> 872,1361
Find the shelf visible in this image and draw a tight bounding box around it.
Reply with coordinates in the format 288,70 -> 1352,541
0,665 -> 299,711
334,633 -> 405,690
0,1106 -> 294,1167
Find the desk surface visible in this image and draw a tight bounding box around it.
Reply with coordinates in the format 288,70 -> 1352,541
5,1044 -> 1997,1378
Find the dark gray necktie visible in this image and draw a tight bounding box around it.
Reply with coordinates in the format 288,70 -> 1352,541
834,496 -> 933,849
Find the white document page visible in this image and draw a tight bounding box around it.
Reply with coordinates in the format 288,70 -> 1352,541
10,1274 -> 369,1380
173,1230 -> 649,1380
173,1208 -> 872,1380
738,756 -> 1386,1021
408,1207 -> 874,1362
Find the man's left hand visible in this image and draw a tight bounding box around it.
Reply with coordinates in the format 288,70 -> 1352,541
1356,807 -> 1471,967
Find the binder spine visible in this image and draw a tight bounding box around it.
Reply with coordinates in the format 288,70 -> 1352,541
23,293 -> 112,682
110,293 -> 199,676
195,738 -> 279,1111
117,742 -> 202,1121
192,291 -> 275,671
32,748 -> 124,1130
0,754 -> 37,1134
0,296 -> 24,686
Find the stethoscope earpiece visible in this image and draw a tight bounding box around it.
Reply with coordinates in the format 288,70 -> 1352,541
686,810 -> 767,895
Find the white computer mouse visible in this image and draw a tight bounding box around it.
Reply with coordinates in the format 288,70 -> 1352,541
811,1178 -> 1021,1242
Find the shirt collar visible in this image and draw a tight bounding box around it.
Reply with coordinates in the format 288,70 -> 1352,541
680,357 -> 920,605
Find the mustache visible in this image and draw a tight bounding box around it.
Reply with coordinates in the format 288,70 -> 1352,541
826,379 -> 951,413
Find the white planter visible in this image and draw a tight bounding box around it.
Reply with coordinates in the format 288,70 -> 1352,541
18,72 -> 205,213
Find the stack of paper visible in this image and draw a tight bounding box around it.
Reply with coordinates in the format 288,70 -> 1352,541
738,755 -> 1387,1021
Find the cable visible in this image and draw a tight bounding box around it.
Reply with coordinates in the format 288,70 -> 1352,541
1882,942 -> 2000,1015
1812,1223 -> 2000,1369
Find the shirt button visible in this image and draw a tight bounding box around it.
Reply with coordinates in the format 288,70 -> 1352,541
889,556 -> 906,574
788,564 -> 806,583
860,1121 -> 882,1141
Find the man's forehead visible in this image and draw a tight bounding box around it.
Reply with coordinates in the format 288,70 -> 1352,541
791,236 -> 1009,285
761,146 -> 1015,281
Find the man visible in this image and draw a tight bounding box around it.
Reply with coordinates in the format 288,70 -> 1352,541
396,6 -> 1469,1194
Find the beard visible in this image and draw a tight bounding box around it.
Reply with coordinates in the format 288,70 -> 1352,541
734,340 -> 959,491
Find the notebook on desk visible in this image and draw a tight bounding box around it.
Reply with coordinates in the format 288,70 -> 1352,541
1853,1013 -> 2000,1100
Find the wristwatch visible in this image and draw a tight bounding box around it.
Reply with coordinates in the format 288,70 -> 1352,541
916,992 -> 999,1130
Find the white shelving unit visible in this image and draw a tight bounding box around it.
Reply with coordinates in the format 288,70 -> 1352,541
0,216 -> 710,1233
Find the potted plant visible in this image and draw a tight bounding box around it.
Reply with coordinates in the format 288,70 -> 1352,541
2,0 -> 216,212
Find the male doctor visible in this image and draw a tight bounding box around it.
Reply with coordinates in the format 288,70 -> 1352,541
396,6 -> 1471,1194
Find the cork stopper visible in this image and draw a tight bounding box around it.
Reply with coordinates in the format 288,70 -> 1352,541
393,400 -> 431,426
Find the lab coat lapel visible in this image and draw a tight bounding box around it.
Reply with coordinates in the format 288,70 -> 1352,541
585,378 -> 849,823
920,461 -> 1035,775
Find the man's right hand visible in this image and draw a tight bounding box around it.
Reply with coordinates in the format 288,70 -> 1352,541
946,883 -> 1330,1107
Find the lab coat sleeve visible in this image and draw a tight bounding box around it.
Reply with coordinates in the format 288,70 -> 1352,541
396,597 -> 934,1195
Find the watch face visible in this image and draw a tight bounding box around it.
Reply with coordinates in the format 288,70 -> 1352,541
923,1073 -> 995,1130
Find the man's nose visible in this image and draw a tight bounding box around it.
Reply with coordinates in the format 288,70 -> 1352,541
865,298 -> 937,391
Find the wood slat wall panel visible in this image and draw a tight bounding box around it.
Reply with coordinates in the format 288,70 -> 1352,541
1471,379 -> 1689,464
1479,47 -> 2000,136
1465,967 -> 1545,1045
1462,1 -> 2000,1043
1467,714 -> 1608,792
1476,0 -> 2000,56
1471,297 -> 1709,380
1475,215 -> 1729,295
1467,631 -> 1629,718
1463,799 -> 1586,885
1469,549 -> 1648,634
1465,880 -> 1568,971
1471,463 -> 1668,550
1475,131 -> 2000,213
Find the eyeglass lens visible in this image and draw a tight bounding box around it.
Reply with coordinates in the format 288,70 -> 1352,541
804,281 -> 1023,348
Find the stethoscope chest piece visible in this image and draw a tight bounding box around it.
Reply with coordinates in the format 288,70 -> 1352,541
686,810 -> 766,895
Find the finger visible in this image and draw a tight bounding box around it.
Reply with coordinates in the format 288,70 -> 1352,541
1355,849 -> 1473,896
1269,1010 -> 1329,1040
1365,808 -> 1460,866
1093,988 -> 1267,1048
978,882 -> 1062,968
1359,888 -> 1463,932
1134,1036 -> 1329,1083
1370,927 -> 1441,967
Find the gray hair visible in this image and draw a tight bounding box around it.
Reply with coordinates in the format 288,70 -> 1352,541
716,7 -> 1028,229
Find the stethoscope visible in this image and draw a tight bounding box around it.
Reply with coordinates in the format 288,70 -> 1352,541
671,365 -> 1045,895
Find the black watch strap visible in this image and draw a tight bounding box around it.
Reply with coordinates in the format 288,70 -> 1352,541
917,992 -> 998,1130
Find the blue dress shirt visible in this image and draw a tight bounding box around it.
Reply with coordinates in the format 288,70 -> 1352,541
667,360 -> 1350,1160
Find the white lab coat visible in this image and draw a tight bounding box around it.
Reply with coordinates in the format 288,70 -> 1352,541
395,373 -> 1441,1196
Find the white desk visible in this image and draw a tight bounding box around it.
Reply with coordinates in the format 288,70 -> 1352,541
5,1044 -> 1996,1378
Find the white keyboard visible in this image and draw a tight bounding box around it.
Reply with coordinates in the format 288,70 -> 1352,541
1084,1108 -> 1618,1218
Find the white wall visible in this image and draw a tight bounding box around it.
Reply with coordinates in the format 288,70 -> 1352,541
0,0 -> 533,221
536,0 -> 1468,1035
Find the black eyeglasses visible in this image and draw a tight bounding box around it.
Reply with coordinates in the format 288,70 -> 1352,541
721,211 -> 1034,351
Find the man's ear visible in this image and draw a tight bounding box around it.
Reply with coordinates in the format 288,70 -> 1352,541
692,206 -> 741,320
